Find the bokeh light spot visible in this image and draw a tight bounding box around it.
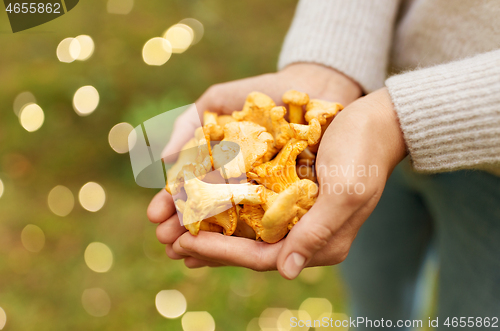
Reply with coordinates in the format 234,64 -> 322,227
21,224 -> 45,253
0,179 -> 4,199
179,18 -> 204,45
181,311 -> 215,331
164,24 -> 193,53
79,182 -> 106,212
47,185 -> 75,217
142,37 -> 172,66
259,307 -> 287,330
277,309 -> 294,331
75,35 -> 95,61
81,288 -> 111,317
246,318 -> 260,331
57,37 -> 81,63
73,86 -> 100,116
298,298 -> 332,322
155,290 -> 187,319
108,122 -> 134,154
230,272 -> 265,297
13,91 -> 36,117
278,310 -> 310,331
19,103 -> 44,132
84,242 -> 113,273
0,307 -> 6,330
107,0 -> 134,15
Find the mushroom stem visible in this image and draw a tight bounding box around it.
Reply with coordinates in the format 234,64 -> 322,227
182,177 -> 265,226
289,104 -> 305,124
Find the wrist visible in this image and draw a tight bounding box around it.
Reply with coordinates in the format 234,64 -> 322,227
346,88 -> 407,172
279,62 -> 362,106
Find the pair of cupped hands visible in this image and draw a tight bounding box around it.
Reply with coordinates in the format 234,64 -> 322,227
147,63 -> 407,280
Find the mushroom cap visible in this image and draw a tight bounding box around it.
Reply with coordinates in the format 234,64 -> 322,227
176,198 -> 239,236
233,205 -> 257,239
239,204 -> 265,240
204,205 -> 239,235
212,121 -> 273,178
270,106 -> 295,148
232,92 -> 276,133
290,118 -> 321,146
305,99 -> 343,125
256,179 -> 318,243
260,106 -> 295,163
282,90 -> 310,106
248,138 -> 308,193
203,111 -> 224,141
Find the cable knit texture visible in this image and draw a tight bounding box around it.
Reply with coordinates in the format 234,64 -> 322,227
386,50 -> 500,172
278,0 -> 400,93
279,0 -> 500,174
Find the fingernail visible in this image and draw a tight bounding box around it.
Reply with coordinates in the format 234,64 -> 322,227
283,253 -> 306,279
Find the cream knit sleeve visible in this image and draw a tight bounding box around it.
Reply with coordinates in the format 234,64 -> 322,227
278,0 -> 401,93
386,49 -> 500,173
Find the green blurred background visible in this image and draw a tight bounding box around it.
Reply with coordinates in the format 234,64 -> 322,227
0,0 -> 349,330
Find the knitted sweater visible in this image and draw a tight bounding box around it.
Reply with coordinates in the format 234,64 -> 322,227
278,0 -> 500,173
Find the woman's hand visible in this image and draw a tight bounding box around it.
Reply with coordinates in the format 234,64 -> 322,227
148,63 -> 367,275
275,87 -> 407,278
151,88 -> 407,278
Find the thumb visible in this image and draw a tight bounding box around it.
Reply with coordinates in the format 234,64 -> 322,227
276,191 -> 355,280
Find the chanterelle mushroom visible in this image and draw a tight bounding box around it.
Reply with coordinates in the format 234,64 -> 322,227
260,106 -> 295,162
259,179 -> 318,243
166,127 -> 213,195
263,107 -> 320,162
175,199 -> 225,235
181,176 -> 266,227
305,99 -> 343,152
163,91 -> 341,245
232,92 -> 276,133
212,121 -> 273,178
203,111 -> 224,141
289,118 -> 321,146
232,205 -> 257,239
248,138 -> 308,193
239,204 -> 265,240
282,90 -> 309,124
305,99 -> 343,126
165,137 -> 198,184
241,180 -> 318,243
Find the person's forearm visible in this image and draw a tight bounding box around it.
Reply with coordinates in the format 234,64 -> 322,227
386,49 -> 500,173
278,0 -> 401,93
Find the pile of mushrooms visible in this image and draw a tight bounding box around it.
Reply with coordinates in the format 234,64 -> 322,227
165,90 -> 343,243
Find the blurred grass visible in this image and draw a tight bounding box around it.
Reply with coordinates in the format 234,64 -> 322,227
0,0 -> 348,330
